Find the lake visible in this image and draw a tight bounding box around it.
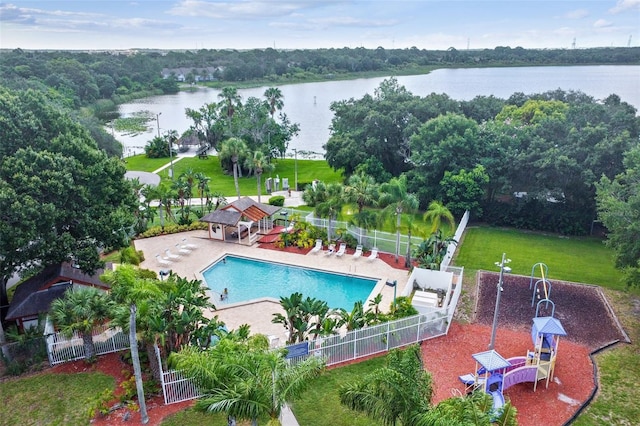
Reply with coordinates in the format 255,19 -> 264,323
116,65 -> 640,157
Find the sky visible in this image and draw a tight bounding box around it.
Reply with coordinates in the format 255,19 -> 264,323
1,0 -> 639,51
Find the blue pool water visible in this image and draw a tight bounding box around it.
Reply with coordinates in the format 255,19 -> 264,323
202,256 -> 378,310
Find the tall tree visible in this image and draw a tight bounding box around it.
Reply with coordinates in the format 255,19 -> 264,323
0,88 -> 137,343
246,150 -> 274,203
423,201 -> 455,236
49,287 -> 112,361
218,87 -> 242,133
263,87 -> 284,118
379,175 -> 419,263
596,146 -> 640,287
169,337 -> 324,426
219,137 -> 248,199
308,183 -> 345,242
102,265 -> 162,425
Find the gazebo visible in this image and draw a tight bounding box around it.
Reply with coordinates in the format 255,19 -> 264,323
200,197 -> 281,244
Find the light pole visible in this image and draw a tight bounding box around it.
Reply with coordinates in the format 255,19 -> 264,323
488,253 -> 511,350
156,112 -> 161,138
386,280 -> 397,310
293,148 -> 298,191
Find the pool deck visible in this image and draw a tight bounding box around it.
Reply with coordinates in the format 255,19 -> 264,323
134,230 -> 409,347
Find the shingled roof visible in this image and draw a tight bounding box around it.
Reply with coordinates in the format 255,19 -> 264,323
200,197 -> 281,225
6,263 -> 110,321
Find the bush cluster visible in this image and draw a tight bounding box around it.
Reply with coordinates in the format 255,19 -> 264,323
268,195 -> 285,206
137,222 -> 208,239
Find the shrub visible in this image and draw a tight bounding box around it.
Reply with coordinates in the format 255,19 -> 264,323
268,195 -> 285,206
137,221 -> 207,239
120,246 -> 144,265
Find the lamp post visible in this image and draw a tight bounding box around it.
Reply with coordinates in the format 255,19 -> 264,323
156,112 -> 161,137
293,148 -> 298,191
488,253 -> 511,350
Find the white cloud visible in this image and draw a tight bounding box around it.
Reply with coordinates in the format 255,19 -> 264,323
309,16 -> 398,28
565,9 -> 589,19
609,0 -> 640,13
168,0 -> 319,19
593,19 -> 613,28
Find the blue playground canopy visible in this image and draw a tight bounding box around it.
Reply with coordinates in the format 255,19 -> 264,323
472,350 -> 511,372
531,316 -> 567,344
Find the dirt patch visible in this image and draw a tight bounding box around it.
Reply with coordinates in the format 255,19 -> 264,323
475,271 -> 629,350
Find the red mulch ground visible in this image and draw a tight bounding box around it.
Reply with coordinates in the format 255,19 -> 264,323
51,353 -> 193,425
47,250 -> 623,425
422,322 -> 593,426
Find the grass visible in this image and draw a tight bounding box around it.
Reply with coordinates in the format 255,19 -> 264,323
291,356 -> 388,426
0,371 -> 114,425
570,288 -> 640,425
125,154 -> 344,196
453,226 -> 625,290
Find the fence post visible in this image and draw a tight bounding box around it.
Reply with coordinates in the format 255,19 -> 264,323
417,315 -> 422,342
386,322 -> 390,351
353,329 -> 357,361
155,345 -> 168,405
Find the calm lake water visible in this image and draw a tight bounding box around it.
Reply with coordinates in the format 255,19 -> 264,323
117,65 -> 640,156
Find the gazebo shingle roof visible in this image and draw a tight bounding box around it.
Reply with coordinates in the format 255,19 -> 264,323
199,197 -> 281,225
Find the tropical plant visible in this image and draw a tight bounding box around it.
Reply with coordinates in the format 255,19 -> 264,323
307,182 -> 345,242
339,344 -> 432,426
264,87 -> 284,118
168,336 -> 325,426
219,137 -> 248,199
413,230 -> 457,270
102,265 -> 162,424
337,301 -> 367,331
423,201 -> 455,236
247,150 -> 275,203
49,287 -> 111,361
379,175 -> 419,263
412,390 -> 517,426
272,292 -> 337,344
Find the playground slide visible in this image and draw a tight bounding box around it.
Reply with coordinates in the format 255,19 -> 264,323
489,389 -> 505,411
503,365 -> 540,390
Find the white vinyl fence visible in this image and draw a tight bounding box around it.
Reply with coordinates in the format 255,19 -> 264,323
440,210 -> 470,271
46,325 -> 129,365
157,312 -> 451,405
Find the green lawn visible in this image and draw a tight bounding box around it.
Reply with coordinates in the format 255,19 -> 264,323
454,226 -> 624,290
291,356 -> 387,426
0,371 -> 114,425
125,154 -> 344,197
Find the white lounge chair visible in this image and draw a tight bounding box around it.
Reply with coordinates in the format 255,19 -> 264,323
156,254 -> 173,267
176,243 -> 191,255
182,238 -> 198,250
165,249 -> 181,260
352,245 -> 363,259
367,248 -> 379,261
335,243 -> 347,257
325,243 -> 336,256
310,239 -> 323,254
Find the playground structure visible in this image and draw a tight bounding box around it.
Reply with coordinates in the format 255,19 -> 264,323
459,262 -> 568,414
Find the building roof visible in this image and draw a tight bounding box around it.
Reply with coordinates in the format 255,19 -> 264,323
6,282 -> 72,321
6,263 -> 110,321
200,197 -> 281,225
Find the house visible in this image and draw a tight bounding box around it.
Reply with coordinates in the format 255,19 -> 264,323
6,263 -> 111,332
199,197 -> 281,244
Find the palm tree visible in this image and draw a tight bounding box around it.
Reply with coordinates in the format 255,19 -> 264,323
264,87 -> 284,118
219,137 -> 248,199
344,173 -> 379,214
423,200 -> 455,236
246,150 -> 274,203
169,337 -> 324,426
102,265 -> 162,425
194,172 -> 211,210
49,287 -> 111,361
218,87 -> 242,132
412,390 -> 518,425
379,175 -> 419,263
339,344 -> 431,426
313,183 -> 345,242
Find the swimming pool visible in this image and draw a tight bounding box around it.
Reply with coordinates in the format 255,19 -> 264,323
202,255 -> 378,310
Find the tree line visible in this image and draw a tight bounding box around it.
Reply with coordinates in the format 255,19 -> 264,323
324,78 -> 639,238
1,46 -> 638,109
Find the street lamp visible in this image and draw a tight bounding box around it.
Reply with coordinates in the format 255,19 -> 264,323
488,253 -> 511,350
293,148 -> 298,192
156,112 -> 161,138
